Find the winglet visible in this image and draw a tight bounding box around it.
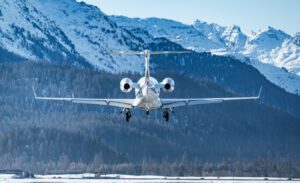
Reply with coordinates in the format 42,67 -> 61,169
32,86 -> 37,99
258,86 -> 263,98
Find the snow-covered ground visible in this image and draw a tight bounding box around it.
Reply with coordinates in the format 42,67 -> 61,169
1,174 -> 299,183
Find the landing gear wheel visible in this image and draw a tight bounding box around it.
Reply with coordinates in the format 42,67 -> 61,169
125,109 -> 131,122
163,110 -> 169,122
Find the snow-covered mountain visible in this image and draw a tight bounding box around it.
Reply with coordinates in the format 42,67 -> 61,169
0,0 -> 81,62
0,0 -> 300,95
110,17 -> 222,51
111,16 -> 300,95
293,32 -> 300,46
193,20 -> 248,53
0,0 -> 145,72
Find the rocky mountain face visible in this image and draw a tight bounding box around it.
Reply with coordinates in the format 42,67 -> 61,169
0,0 -> 146,72
0,0 -> 87,66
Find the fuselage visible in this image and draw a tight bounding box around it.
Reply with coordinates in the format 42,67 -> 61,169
132,76 -> 162,110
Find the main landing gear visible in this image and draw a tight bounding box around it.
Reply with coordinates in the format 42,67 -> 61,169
163,108 -> 174,122
122,109 -> 173,122
124,108 -> 131,122
163,109 -> 170,122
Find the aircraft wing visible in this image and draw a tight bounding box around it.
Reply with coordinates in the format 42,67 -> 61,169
32,87 -> 134,108
161,87 -> 262,108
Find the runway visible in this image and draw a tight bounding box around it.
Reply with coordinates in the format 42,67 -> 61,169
0,174 -> 299,183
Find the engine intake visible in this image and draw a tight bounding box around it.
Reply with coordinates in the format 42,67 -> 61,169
161,78 -> 175,92
120,78 -> 133,93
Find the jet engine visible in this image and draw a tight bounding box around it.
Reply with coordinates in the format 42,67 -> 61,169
120,78 -> 133,93
161,78 -> 175,92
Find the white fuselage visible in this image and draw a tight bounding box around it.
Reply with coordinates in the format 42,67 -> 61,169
132,77 -> 162,110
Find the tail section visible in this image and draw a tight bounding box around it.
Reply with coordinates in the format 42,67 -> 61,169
144,50 -> 151,79
111,49 -> 191,80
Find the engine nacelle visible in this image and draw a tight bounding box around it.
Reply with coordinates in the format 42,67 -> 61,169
161,78 -> 175,92
120,78 -> 133,93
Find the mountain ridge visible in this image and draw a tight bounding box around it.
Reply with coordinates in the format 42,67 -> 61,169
0,0 -> 299,95
110,16 -> 300,95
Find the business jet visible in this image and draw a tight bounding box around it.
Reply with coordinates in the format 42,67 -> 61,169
33,50 -> 262,122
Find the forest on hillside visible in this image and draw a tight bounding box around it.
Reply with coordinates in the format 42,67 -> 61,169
0,62 -> 299,177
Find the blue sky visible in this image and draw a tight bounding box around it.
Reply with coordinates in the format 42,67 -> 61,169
81,0 -> 300,35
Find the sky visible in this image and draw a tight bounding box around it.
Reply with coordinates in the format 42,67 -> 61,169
81,0 -> 300,35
